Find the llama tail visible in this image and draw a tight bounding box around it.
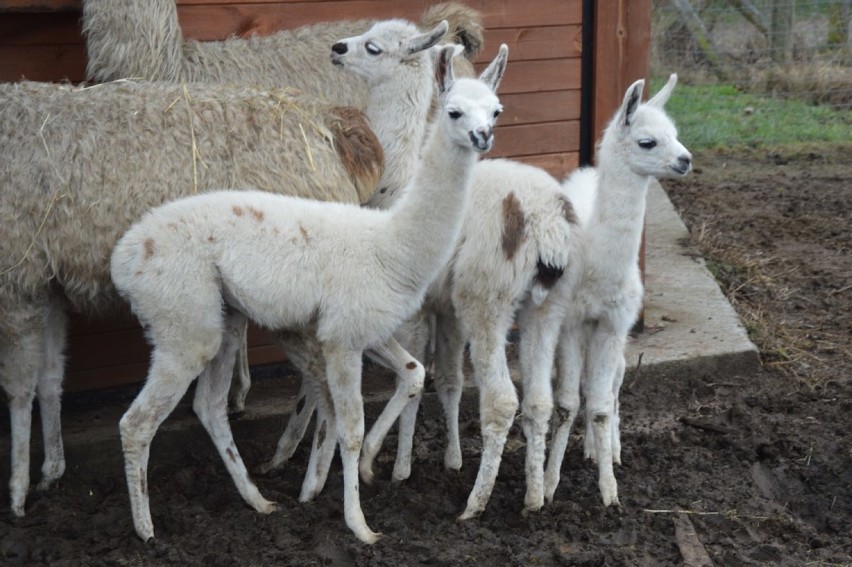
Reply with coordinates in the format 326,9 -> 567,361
421,2 -> 485,60
528,191 -> 582,305
560,166 -> 598,227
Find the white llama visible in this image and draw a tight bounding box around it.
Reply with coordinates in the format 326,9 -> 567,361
110,44 -> 508,544
517,74 -> 692,512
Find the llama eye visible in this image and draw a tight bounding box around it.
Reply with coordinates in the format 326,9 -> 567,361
448,110 -> 462,120
493,109 -> 502,118
638,139 -> 657,149
365,42 -> 382,55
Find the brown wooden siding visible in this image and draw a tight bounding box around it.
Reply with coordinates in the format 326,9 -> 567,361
0,0 -> 648,392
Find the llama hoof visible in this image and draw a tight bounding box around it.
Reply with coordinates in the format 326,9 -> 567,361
10,504 -> 25,518
134,522 -> 155,542
523,493 -> 544,515
256,500 -> 279,515
354,528 -> 382,545
254,460 -> 281,476
358,460 -> 376,485
444,449 -> 462,471
391,463 -> 411,482
457,506 -> 483,521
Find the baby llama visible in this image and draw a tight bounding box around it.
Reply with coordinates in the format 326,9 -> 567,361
110,44 -> 508,543
517,74 -> 693,512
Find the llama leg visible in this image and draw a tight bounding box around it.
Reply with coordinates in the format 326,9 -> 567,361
299,377 -> 336,502
258,378 -> 317,474
391,311 -> 432,482
458,325 -> 518,520
2,305 -> 46,516
323,344 -> 380,544
120,348 -> 206,540
192,311 -> 277,515
517,307 -> 560,513
583,326 -> 623,507
611,355 -> 625,465
360,338 -> 425,484
543,323 -> 584,503
261,331 -> 324,472
431,312 -> 465,470
228,320 -> 251,414
35,299 -> 68,490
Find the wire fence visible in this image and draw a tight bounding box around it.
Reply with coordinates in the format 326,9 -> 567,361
651,0 -> 852,108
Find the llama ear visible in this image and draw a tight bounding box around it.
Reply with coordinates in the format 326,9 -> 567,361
406,20 -> 449,55
647,73 -> 678,108
618,79 -> 645,127
479,44 -> 509,92
435,44 -> 456,95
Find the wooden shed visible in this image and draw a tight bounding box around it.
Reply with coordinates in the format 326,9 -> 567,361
0,0 -> 650,392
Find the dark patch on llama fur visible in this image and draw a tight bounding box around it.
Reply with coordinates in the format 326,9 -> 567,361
316,420 -> 327,449
232,205 -> 244,217
143,239 -> 155,260
406,361 -> 417,370
557,194 -> 579,225
299,225 -> 310,243
248,207 -> 264,221
501,192 -> 526,260
326,106 -> 384,204
226,447 -> 237,463
535,260 -> 564,290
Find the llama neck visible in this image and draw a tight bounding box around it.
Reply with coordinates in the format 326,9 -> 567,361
378,118 -> 477,288
365,65 -> 434,207
588,144 -> 651,272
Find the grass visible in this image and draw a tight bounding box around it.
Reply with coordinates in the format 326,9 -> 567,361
652,79 -> 852,149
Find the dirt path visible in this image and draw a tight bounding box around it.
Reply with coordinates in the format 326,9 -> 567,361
2,144 -> 850,565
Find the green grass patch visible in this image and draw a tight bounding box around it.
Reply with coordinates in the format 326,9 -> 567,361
652,79 -> 852,149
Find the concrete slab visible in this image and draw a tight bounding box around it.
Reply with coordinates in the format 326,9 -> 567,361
629,181 -> 759,378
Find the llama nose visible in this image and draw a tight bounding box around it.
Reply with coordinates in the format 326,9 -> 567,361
677,154 -> 692,172
331,42 -> 348,55
469,127 -> 493,151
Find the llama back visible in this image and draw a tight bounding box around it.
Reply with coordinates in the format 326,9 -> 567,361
447,159 -> 579,308
83,1 -> 485,110
0,81 -> 381,313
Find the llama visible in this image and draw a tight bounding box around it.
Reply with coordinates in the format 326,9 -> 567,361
0,77 -> 386,518
82,0 -> 483,108
109,44 -> 508,543
517,74 -> 692,512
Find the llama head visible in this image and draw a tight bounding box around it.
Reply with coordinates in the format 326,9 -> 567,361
330,19 -> 449,86
605,74 -> 692,179
435,43 -> 508,152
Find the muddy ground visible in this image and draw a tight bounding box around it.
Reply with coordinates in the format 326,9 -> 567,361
2,144 -> 850,565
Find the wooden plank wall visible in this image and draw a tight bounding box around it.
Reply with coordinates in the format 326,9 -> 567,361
0,0 -> 648,392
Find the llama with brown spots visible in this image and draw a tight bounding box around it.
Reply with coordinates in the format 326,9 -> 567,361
109,45 -> 507,544
518,75 -> 692,512
362,157 -> 583,520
